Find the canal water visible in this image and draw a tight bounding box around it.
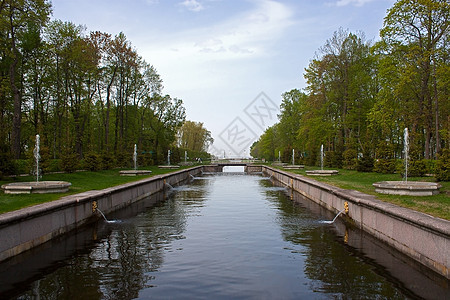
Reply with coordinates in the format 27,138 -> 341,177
0,171 -> 448,299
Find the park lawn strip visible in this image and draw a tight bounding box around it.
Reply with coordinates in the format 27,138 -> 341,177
283,167 -> 450,221
0,166 -> 192,214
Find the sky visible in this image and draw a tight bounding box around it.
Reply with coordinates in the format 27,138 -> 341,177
51,0 -> 395,158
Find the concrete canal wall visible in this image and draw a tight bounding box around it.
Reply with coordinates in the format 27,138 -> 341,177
0,167 -> 202,262
1,164 -> 449,280
263,166 -> 450,280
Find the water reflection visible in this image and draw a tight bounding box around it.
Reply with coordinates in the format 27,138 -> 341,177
0,174 -> 448,299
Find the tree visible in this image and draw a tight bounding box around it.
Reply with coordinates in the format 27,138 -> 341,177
303,29 -> 376,160
277,89 -> 307,150
177,121 -> 213,152
379,0 -> 449,158
1,0 -> 51,158
145,94 -> 186,162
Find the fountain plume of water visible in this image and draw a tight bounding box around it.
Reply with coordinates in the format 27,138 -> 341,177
185,151 -> 188,164
292,149 -> 295,165
96,208 -> 120,224
33,134 -> 40,182
278,151 -> 281,162
320,144 -> 324,170
319,208 -> 345,224
404,128 -> 409,182
133,144 -> 137,171
168,150 -> 171,166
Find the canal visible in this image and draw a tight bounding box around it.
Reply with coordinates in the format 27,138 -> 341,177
0,171 -> 448,299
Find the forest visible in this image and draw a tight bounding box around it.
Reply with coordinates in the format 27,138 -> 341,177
0,0 -> 213,176
250,0 -> 449,180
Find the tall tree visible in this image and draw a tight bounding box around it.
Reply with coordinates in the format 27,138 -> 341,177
379,0 -> 449,158
1,0 -> 51,157
177,121 -> 213,152
303,29 -> 375,155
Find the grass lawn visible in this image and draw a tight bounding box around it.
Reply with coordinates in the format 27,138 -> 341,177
0,166 -> 193,214
280,166 -> 450,221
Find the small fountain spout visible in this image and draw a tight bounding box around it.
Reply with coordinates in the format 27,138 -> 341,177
404,128 -> 409,182
292,149 -> 295,166
320,144 -> 324,170
319,208 -> 345,224
96,208 -> 120,224
34,134 -> 40,182
133,144 -> 137,171
168,149 -> 171,166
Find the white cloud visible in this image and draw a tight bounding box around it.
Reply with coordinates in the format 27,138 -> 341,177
334,0 -> 374,7
180,0 -> 204,12
145,0 -> 294,65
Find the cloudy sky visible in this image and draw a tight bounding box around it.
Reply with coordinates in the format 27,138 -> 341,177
52,0 -> 395,157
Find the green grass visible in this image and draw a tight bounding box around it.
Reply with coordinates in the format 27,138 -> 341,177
280,166 -> 450,220
0,166 -> 192,214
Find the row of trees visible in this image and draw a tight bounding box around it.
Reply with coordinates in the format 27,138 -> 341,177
0,0 -> 207,175
251,0 -> 449,178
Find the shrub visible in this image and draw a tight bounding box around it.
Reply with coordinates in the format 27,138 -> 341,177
14,159 -> 27,174
374,158 -> 396,174
324,151 -> 343,168
343,149 -> 357,170
306,151 -> 317,167
61,152 -> 79,173
0,150 -> 17,178
373,142 -> 396,174
115,151 -> 129,168
139,153 -> 154,166
84,152 -> 101,171
357,151 -> 374,172
100,152 -> 115,170
47,159 -> 62,173
423,159 -> 436,174
406,159 -> 426,177
435,149 -> 450,181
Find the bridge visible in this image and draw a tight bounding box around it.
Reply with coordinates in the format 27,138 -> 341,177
203,160 -> 263,173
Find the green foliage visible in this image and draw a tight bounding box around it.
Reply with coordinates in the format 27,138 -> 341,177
15,160 -> 29,175
61,152 -> 79,173
47,159 -> 62,173
178,121 -> 214,152
407,159 -> 426,177
141,153 -> 154,166
373,142 -> 396,174
423,159 -> 436,174
436,149 -> 450,181
343,148 -> 358,170
115,152 -> 129,168
100,152 -> 115,170
83,152 -> 101,171
306,150 -> 317,167
357,151 -> 374,172
0,151 -> 17,178
325,150 -> 343,168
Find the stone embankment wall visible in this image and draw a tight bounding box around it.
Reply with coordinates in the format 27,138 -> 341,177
263,166 -> 450,280
1,164 -> 449,280
0,167 -> 202,262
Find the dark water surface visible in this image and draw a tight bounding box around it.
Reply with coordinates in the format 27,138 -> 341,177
0,173 -> 448,299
